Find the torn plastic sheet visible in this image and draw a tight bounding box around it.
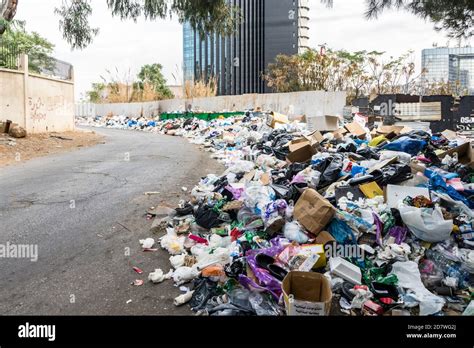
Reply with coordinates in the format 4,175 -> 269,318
390,261 -> 445,316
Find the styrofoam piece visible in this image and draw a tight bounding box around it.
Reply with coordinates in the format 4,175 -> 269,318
329,257 -> 362,285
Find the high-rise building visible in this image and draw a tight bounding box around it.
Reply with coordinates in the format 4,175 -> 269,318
422,47 -> 474,95
183,0 -> 310,96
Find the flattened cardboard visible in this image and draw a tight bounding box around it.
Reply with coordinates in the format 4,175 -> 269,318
441,130 -> 458,141
294,189 -> 335,235
377,126 -> 404,135
282,271 -> 333,316
385,185 -> 430,209
335,186 -> 365,202
345,122 -> 367,139
359,182 -> 384,198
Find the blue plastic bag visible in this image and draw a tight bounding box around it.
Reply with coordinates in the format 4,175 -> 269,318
382,137 -> 427,156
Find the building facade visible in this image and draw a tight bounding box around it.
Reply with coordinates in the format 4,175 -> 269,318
183,0 -> 310,96
422,47 -> 474,95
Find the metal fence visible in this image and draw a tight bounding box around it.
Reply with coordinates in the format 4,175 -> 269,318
0,39 -> 73,80
0,38 -> 21,70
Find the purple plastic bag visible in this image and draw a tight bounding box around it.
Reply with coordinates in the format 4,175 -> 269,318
388,226 -> 408,245
243,237 -> 288,298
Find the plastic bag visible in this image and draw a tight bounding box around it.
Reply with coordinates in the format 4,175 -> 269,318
318,155 -> 344,189
399,204 -> 453,243
327,218 -> 358,245
243,183 -> 275,214
382,137 -> 427,156
148,269 -> 173,284
283,221 -> 309,244
194,205 -> 222,230
170,254 -> 186,269
390,261 -> 445,316
190,278 -> 220,311
161,229 -> 185,255
173,266 -> 201,285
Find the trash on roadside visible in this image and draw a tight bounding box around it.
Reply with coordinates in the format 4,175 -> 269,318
86,109 -> 473,316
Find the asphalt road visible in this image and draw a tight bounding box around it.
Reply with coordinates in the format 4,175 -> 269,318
0,127 -> 224,315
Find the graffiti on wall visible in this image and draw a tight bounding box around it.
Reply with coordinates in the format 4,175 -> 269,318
28,96 -> 67,122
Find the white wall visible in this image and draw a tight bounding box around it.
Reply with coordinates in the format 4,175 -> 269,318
0,56 -> 75,134
80,91 -> 347,119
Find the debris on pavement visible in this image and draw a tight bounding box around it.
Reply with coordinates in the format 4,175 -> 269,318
87,110 -> 473,316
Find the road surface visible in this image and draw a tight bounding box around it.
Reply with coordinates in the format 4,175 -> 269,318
0,127 -> 224,315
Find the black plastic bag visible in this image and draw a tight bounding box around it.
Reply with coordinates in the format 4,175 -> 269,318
190,278 -> 220,311
357,147 -> 380,160
194,205 -> 222,229
380,164 -> 413,185
318,155 -> 344,189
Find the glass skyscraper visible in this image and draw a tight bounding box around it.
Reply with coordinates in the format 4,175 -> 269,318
183,0 -> 310,96
422,47 -> 474,95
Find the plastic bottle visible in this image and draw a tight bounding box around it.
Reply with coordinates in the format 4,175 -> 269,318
425,249 -> 469,289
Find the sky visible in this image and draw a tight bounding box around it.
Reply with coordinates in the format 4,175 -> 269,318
15,0 -> 473,100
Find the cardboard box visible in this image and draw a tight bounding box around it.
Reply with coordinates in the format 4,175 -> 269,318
306,115 -> 340,132
345,122 -> 367,139
286,137 -> 319,163
282,271 -> 333,316
294,189 -> 335,235
287,244 -> 327,271
377,125 -> 404,135
315,231 -> 336,247
439,142 -> 474,168
266,112 -> 289,128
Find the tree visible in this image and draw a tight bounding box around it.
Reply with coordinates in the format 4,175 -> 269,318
86,64 -> 174,103
2,0 -> 240,50
137,63 -> 173,99
0,20 -> 55,73
323,0 -> 473,39
264,47 -> 422,103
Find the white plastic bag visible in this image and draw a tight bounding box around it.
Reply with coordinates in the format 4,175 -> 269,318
390,261 -> 445,316
169,254 -> 186,269
399,204 -> 453,243
139,238 -> 155,249
148,269 -> 173,284
172,266 -> 200,285
161,228 -> 185,255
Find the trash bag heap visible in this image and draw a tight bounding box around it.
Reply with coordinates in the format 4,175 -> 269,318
87,111 -> 474,316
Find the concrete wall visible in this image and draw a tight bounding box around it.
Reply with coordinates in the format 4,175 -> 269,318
83,91 -> 347,119
0,55 -> 75,134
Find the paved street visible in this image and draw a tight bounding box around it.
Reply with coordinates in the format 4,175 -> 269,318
0,127 -> 223,315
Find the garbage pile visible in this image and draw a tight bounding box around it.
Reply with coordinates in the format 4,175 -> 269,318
90,111 -> 474,316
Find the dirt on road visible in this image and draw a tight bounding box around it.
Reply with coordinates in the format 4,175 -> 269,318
0,130 -> 104,167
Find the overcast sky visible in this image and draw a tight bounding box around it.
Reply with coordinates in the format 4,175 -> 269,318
16,0 -> 473,100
